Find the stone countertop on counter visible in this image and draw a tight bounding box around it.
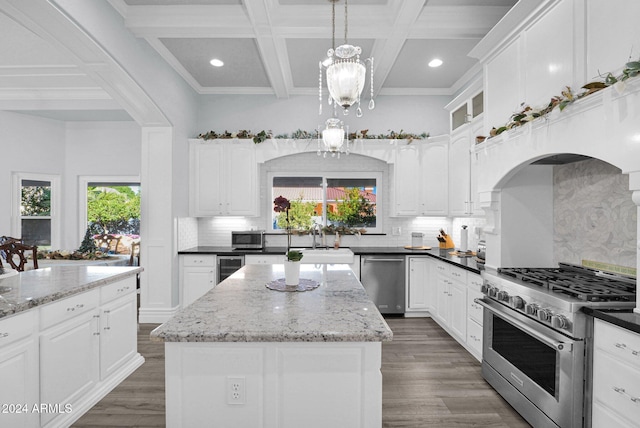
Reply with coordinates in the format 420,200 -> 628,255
583,307 -> 640,335
178,246 -> 482,273
0,265 -> 143,319
151,263 -> 393,343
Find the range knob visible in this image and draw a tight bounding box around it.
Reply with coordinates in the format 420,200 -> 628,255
497,290 -> 509,302
537,308 -> 552,322
481,284 -> 490,294
551,315 -> 569,330
488,287 -> 498,298
509,296 -> 525,309
525,303 -> 539,316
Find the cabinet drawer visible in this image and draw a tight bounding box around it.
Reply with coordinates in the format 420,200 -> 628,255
182,255 -> 216,267
0,310 -> 36,347
101,277 -> 136,304
449,266 -> 467,282
467,318 -> 483,355
245,254 -> 283,265
468,273 -> 483,292
467,289 -> 483,324
593,349 -> 640,421
40,289 -> 100,329
592,401 -> 637,428
594,319 -> 640,367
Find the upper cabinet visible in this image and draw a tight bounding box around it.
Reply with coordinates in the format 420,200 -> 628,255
392,136 -> 449,216
189,139 -> 258,217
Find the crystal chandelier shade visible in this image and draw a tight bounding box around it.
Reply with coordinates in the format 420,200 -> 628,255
322,117 -> 345,151
318,0 -> 374,118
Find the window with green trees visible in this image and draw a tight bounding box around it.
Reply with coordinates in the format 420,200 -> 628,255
86,184 -> 141,236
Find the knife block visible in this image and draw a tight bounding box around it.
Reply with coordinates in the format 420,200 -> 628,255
439,236 -> 455,249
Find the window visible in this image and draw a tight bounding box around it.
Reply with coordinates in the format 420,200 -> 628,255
12,173 -> 60,249
269,173 -> 381,233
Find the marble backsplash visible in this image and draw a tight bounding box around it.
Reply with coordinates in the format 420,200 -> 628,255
554,158 -> 637,270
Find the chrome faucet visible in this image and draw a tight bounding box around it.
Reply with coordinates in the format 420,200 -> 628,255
312,223 -> 322,249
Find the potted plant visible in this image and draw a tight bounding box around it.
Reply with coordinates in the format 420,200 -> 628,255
274,196 -> 304,285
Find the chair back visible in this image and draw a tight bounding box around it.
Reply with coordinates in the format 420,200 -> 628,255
129,241 -> 140,266
94,234 -> 122,254
0,241 -> 38,271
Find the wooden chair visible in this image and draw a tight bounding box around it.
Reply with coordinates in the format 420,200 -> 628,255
94,234 -> 122,254
129,241 -> 140,266
0,241 -> 39,271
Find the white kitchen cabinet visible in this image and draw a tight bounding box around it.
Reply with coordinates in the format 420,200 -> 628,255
407,257 -> 429,311
592,319 -> 640,426
392,136 -> 449,216
0,311 -> 38,427
181,255 -> 217,307
245,254 -> 283,264
448,116 -> 483,217
40,289 -> 101,427
100,286 -> 138,380
466,273 -> 484,361
189,139 -> 258,216
434,261 -> 467,341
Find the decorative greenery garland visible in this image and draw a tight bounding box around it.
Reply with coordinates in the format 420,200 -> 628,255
197,129 -> 429,144
483,59 -> 640,140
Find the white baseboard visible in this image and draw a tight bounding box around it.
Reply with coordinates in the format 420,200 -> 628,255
139,305 -> 180,323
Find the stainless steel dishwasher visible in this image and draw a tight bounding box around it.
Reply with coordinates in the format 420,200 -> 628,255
360,255 -> 405,314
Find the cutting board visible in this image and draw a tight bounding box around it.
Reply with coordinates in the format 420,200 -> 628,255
404,246 -> 432,250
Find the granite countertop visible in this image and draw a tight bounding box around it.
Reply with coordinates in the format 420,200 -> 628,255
179,246 -> 482,273
0,265 -> 143,319
583,307 -> 640,335
150,263 -> 393,343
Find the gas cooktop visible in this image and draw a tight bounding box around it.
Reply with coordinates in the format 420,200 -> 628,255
498,263 -> 636,303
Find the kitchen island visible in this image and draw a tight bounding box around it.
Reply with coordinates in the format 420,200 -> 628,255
151,263 -> 392,428
0,265 -> 143,427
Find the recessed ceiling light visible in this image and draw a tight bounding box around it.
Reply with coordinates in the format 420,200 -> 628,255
428,58 -> 443,68
209,58 -> 224,67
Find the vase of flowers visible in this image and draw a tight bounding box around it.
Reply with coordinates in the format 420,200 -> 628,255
274,196 -> 304,285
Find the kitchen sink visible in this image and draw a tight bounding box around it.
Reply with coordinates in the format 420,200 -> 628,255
294,248 -> 354,264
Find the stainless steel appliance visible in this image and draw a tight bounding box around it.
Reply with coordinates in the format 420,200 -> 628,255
217,255 -> 245,283
477,263 -> 636,428
360,255 -> 405,314
231,231 -> 264,250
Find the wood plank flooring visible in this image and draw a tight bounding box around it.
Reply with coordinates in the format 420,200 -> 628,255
73,318 -> 530,427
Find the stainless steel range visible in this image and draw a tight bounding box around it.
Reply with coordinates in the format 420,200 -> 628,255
476,263 -> 636,428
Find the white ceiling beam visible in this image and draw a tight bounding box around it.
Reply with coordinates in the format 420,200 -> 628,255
243,0 -> 289,99
368,1 -> 427,97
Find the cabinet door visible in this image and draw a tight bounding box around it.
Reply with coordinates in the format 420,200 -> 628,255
448,130 -> 471,216
420,141 -> 448,215
226,142 -> 257,215
0,337 -> 38,427
245,254 -> 283,264
392,144 -> 420,216
183,267 -> 216,307
100,294 -> 137,380
435,272 -> 450,324
191,142 -> 224,216
449,280 -> 467,340
40,310 -> 100,426
407,257 -> 429,310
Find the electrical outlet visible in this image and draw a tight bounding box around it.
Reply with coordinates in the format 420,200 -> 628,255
227,376 -> 245,405
392,226 -> 401,236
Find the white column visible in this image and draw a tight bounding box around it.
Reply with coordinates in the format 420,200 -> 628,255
139,127 -> 179,323
631,173 -> 640,314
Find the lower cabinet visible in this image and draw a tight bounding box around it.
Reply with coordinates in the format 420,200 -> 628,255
466,273 -> 484,360
592,319 -> 640,426
434,261 -> 467,342
0,311 -> 39,427
181,255 -> 217,307
406,257 -> 430,311
0,277 -> 143,428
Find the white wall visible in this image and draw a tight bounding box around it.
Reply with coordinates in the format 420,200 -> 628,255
63,121 -> 141,249
197,94 -> 452,137
0,111 -> 66,241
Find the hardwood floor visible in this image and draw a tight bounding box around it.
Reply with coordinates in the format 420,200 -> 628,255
73,318 -> 530,427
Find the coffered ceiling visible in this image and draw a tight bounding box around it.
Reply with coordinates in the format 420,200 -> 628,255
0,0 -> 518,121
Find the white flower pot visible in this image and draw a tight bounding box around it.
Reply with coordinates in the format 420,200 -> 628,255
284,260 -> 301,286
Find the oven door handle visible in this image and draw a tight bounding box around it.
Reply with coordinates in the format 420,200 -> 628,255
474,298 -> 573,353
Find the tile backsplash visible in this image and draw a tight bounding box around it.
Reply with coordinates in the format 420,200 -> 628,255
553,158 -> 637,269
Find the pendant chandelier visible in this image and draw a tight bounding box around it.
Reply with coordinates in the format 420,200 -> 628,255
318,0 -> 375,118
317,115 -> 349,158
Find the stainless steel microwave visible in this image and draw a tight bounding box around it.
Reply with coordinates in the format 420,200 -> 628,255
231,231 -> 264,249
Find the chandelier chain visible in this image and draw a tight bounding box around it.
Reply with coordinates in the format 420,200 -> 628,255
331,0 -> 336,50
344,0 -> 348,45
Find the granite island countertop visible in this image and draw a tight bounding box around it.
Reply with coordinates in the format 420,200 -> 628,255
151,263 -> 393,343
0,265 -> 143,319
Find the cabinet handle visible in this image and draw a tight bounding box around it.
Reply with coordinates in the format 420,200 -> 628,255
613,386 -> 626,394
93,315 -> 101,335
104,310 -> 111,330
0,332 -> 8,338
632,349 -> 639,356
631,397 -> 640,404
615,343 -> 627,349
